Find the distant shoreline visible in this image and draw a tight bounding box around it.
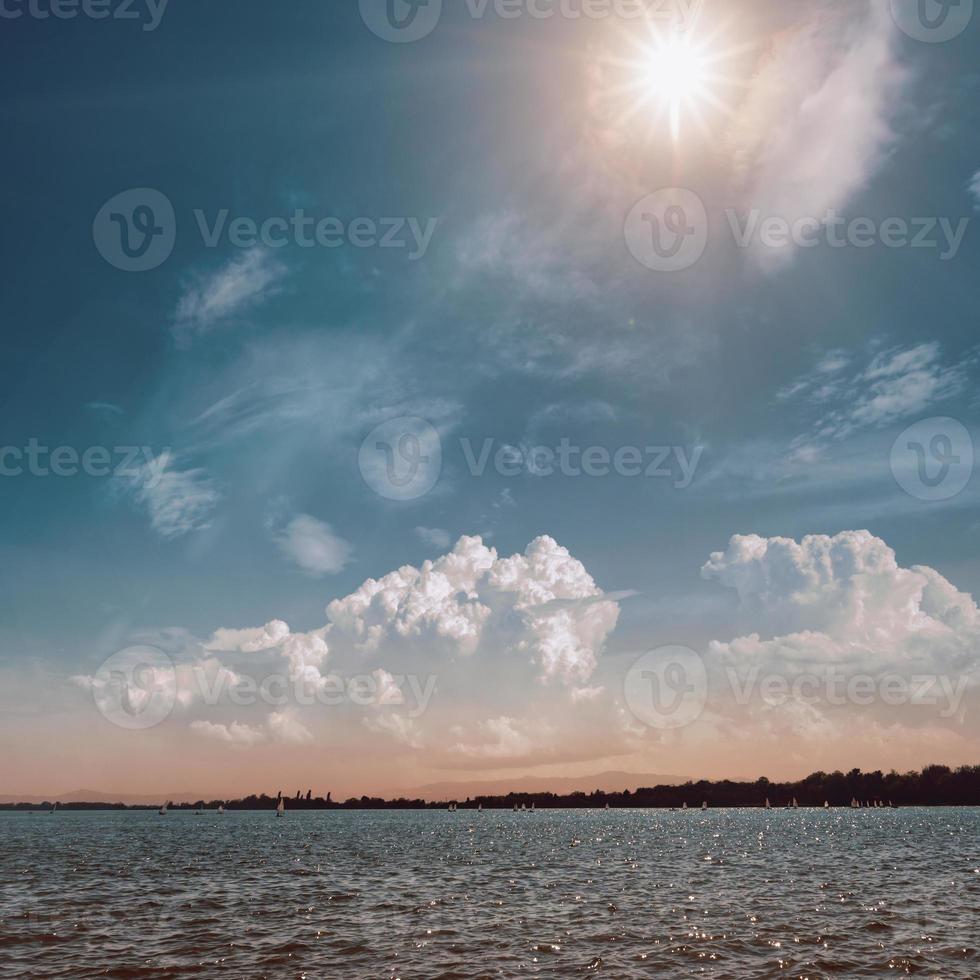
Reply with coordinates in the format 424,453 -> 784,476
4,764 -> 978,811
4,803 -> 979,812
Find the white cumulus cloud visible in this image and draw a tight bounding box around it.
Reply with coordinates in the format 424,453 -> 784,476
190,719 -> 266,747
702,530 -> 980,679
326,535 -> 620,684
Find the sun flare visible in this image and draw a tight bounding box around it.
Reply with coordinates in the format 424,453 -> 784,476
601,17 -> 738,145
641,36 -> 711,140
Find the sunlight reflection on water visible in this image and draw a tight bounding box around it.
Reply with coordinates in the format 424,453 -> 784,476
2,807 -> 978,977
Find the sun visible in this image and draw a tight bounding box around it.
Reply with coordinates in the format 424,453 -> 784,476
641,35 -> 711,141
599,16 -> 739,145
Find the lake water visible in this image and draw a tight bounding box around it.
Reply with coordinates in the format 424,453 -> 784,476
1,807 -> 978,977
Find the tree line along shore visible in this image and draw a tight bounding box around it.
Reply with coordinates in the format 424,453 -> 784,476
4,764 -> 979,811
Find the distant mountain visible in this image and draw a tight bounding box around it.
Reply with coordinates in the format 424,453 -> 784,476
410,771 -> 685,802
0,773 -> 685,806
0,789 -> 202,805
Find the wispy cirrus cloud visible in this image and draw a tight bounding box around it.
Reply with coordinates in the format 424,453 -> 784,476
414,526 -> 451,551
787,341 -> 969,445
727,0 -> 909,272
969,170 -> 980,212
173,249 -> 287,343
127,451 -> 221,539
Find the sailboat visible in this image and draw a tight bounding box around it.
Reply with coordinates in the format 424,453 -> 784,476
530,802 -> 536,813
764,798 -> 771,810
276,798 -> 285,818
824,801 -> 830,809
682,802 -> 688,810
520,802 -> 527,811
702,801 -> 708,811
604,802 -> 610,810
791,798 -> 799,809
49,802 -> 58,815
477,803 -> 483,812
513,802 -> 518,812
158,801 -> 168,816
218,804 -> 225,815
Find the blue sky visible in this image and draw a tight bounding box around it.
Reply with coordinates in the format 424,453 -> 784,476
1,0 -> 980,797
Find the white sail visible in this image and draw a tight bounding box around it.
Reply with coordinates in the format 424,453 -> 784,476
478,803 -> 482,811
218,805 -> 225,814
764,798 -> 770,809
158,801 -> 168,815
682,802 -> 688,810
276,798 -> 285,816
702,801 -> 708,811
